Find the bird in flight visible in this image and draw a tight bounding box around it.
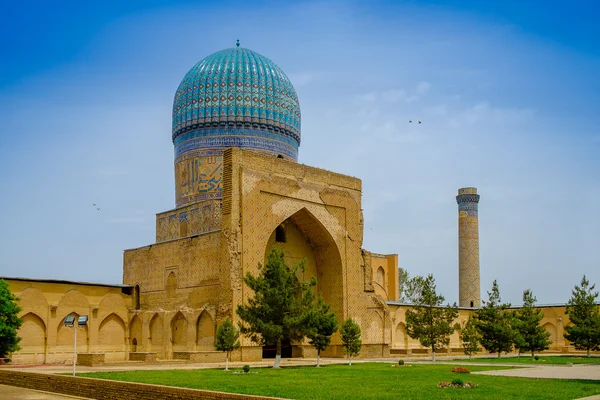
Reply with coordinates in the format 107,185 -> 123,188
93,203 -> 100,211
409,120 -> 423,124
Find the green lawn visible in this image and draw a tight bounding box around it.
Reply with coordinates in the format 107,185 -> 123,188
458,355 -> 600,365
81,363 -> 600,399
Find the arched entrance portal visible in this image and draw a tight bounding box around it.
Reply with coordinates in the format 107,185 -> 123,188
262,207 -> 344,358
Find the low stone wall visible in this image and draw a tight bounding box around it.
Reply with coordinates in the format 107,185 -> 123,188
361,344 -> 391,358
174,351 -> 224,363
0,369 -> 285,400
129,352 -> 157,362
78,353 -> 105,366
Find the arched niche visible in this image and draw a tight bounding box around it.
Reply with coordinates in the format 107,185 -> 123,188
56,313 -> 89,353
543,322 -> 557,344
376,267 -> 385,287
149,314 -> 163,351
98,313 -> 126,351
196,310 -> 214,351
134,284 -> 141,310
171,312 -> 188,351
363,310 -> 385,343
166,272 -> 177,298
263,208 -> 344,322
19,312 -> 46,355
130,315 -> 143,351
394,322 -> 407,350
180,218 -> 188,237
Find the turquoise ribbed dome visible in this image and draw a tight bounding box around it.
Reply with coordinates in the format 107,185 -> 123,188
172,46 -> 301,160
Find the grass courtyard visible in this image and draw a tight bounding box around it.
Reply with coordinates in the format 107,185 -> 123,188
82,362 -> 600,399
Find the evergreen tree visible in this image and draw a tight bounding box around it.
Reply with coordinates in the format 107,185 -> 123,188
398,271 -> 426,303
460,317 -> 481,359
513,289 -> 551,359
306,294 -> 338,367
474,280 -> 513,358
564,275 -> 600,357
340,318 -> 361,365
405,274 -> 458,361
236,249 -> 315,368
0,279 -> 22,358
214,319 -> 240,371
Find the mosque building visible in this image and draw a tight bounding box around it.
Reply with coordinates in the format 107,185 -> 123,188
3,44 -> 572,364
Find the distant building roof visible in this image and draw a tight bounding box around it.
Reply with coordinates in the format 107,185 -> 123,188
0,276 -> 132,289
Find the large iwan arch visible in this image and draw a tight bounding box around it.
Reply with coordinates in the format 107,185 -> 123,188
264,208 -> 344,320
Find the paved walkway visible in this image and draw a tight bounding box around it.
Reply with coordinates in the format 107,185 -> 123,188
473,363 -> 600,380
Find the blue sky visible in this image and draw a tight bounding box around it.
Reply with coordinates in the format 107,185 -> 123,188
1,0 -> 598,304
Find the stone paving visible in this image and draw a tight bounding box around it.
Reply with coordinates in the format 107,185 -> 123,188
473,363 -> 600,380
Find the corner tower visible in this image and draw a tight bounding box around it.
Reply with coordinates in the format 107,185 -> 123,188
456,187 -> 480,308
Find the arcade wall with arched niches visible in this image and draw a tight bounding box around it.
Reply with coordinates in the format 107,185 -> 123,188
4,278 -> 132,364
387,303 -> 583,356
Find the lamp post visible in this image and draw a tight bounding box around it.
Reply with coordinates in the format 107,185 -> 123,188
63,315 -> 88,376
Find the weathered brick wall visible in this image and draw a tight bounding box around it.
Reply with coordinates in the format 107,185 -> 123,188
77,353 -> 105,366
173,351 -> 224,362
0,370 -> 285,400
129,352 -> 157,362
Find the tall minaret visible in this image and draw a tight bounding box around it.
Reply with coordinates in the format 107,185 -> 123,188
456,187 -> 481,308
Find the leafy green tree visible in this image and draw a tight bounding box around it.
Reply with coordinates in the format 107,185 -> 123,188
398,271 -> 426,303
0,279 -> 22,358
460,317 -> 481,359
513,289 -> 551,359
236,249 -> 315,368
306,294 -> 338,367
405,274 -> 458,361
564,275 -> 600,357
474,280 -> 513,358
340,318 -> 361,365
214,319 -> 240,370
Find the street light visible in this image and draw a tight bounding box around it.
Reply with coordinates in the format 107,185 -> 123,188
64,314 -> 88,376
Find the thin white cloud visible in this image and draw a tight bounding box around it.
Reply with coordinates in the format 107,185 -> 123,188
287,71 -> 319,87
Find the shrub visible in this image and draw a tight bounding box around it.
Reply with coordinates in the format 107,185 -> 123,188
439,380 -> 479,389
398,359 -> 405,366
451,367 -> 471,374
534,355 -> 539,361
242,365 -> 250,373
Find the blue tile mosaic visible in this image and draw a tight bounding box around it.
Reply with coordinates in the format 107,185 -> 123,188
172,45 -> 301,160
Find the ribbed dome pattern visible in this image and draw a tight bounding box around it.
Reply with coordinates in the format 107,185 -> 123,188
172,47 -> 301,159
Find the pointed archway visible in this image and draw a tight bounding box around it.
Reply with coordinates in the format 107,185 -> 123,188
262,207 -> 344,357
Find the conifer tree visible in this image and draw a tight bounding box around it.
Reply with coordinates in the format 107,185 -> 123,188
340,318 -> 361,365
460,317 -> 481,359
513,289 -> 551,359
405,274 -> 458,361
0,279 -> 21,358
474,280 -> 513,358
564,275 -> 600,357
306,294 -> 338,367
215,319 -> 240,371
236,249 -> 315,368
398,271 -> 426,303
